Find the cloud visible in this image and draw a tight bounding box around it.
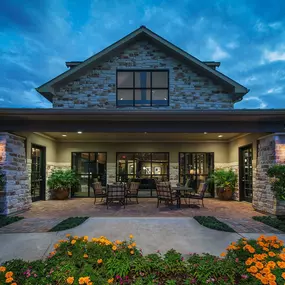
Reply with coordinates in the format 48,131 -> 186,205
236,96 -> 267,109
207,38 -> 230,60
263,48 -> 285,62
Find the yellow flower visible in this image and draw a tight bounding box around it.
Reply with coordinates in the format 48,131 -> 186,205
128,245 -> 132,249
112,245 -> 117,251
66,234 -> 71,237
54,243 -> 59,249
74,236 -> 79,240
130,250 -> 134,255
5,272 -> 13,278
131,242 -> 136,247
0,266 -> 6,272
71,240 -> 76,245
97,259 -> 103,264
83,236 -> 89,241
107,278 -> 114,284
220,252 -> 226,257
129,234 -> 134,239
68,251 -> 72,256
115,240 -> 122,245
66,277 -> 74,284
83,254 -> 88,258
5,277 -> 13,283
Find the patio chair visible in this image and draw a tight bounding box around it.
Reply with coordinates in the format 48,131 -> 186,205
106,184 -> 126,209
187,182 -> 207,207
92,182 -> 106,204
156,182 -> 180,209
125,182 -> 140,204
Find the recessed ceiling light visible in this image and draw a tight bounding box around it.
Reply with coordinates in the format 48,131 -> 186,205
77,131 -> 82,134
120,98 -> 123,100
218,135 -> 223,138
164,98 -> 167,100
204,132 -> 207,135
62,134 -> 67,137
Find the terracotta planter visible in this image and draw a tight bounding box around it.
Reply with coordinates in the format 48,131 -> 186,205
52,188 -> 70,200
216,186 -> 233,200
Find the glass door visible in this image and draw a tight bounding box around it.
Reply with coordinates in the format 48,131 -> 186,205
239,145 -> 253,202
179,152 -> 214,193
71,152 -> 107,197
31,145 -> 46,202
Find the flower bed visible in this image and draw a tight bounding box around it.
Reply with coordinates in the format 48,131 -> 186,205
193,216 -> 236,232
0,216 -> 24,228
0,234 -> 284,284
253,216 -> 285,233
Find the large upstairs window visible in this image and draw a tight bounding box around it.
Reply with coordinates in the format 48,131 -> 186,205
116,70 -> 169,106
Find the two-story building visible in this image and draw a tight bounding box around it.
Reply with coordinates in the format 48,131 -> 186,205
1,26 -> 285,216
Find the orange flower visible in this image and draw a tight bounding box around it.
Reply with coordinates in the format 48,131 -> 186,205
245,258 -> 253,266
268,252 -> 276,257
130,250 -> 134,255
107,278 -> 114,284
66,234 -> 71,237
5,272 -> 13,278
261,277 -> 269,284
97,259 -> 103,264
256,262 -> 264,269
11,283 -> 17,285
262,267 -> 270,274
263,247 -> 269,252
74,236 -> 79,240
83,254 -> 88,258
112,245 -> 117,251
0,266 -> 6,272
71,240 -> 76,245
129,234 -> 134,239
282,272 -> 285,279
267,261 -> 276,269
5,277 -> 13,283
249,266 -> 258,273
66,277 -> 74,284
83,236 -> 89,241
128,245 -> 132,249
68,251 -> 72,256
220,252 -> 226,257
268,273 -> 276,281
54,243 -> 59,249
269,281 -> 276,285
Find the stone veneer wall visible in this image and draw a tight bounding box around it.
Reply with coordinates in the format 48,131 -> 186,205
0,133 -> 31,215
254,134 -> 285,215
53,40 -> 234,110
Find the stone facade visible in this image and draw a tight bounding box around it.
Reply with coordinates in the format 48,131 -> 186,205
0,133 -> 31,215
53,40 -> 234,110
254,134 -> 285,215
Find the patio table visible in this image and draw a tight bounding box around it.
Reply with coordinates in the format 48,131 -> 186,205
172,186 -> 194,207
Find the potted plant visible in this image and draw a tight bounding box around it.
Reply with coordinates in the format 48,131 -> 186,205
210,169 -> 237,200
47,169 -> 80,200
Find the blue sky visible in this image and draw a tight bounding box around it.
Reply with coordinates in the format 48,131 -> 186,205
1,0 -> 285,109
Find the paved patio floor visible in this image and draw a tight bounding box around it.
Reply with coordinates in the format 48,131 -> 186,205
19,198 -> 264,219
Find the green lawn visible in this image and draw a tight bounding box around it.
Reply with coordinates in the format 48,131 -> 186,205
193,216 -> 236,232
253,215 -> 285,232
0,216 -> 24,228
49,216 -> 89,232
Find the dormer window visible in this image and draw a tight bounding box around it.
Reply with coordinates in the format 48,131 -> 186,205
116,70 -> 169,106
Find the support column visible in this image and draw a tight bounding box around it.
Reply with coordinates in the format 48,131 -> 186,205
254,134 -> 285,215
0,133 -> 31,215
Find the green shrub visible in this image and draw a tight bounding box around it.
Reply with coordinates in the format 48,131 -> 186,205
193,216 -> 236,232
49,217 -> 89,232
47,169 -> 80,191
267,164 -> 285,201
253,216 -> 285,232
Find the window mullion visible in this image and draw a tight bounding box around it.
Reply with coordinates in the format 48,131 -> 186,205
133,72 -> 135,107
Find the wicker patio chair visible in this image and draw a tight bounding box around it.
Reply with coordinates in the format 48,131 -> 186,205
92,182 -> 106,204
156,182 -> 180,208
188,182 -> 207,207
125,182 -> 140,204
106,184 -> 126,209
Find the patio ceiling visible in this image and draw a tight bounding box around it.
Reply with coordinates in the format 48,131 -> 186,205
41,132 -> 244,142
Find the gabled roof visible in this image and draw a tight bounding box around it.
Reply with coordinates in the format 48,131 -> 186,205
36,26 -> 249,102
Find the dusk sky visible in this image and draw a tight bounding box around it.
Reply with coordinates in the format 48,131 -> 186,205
1,0 -> 285,109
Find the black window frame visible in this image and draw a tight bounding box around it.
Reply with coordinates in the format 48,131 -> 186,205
116,69 -> 170,107
116,152 -> 170,182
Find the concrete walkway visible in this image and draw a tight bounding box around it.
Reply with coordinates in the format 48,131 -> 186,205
1,217 -> 285,264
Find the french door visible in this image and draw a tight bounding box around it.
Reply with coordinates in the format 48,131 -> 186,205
239,144 -> 253,202
31,144 -> 46,202
71,152 -> 107,197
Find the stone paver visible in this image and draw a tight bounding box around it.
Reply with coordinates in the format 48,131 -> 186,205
218,218 -> 282,233
0,218 -> 65,233
19,198 -> 264,219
